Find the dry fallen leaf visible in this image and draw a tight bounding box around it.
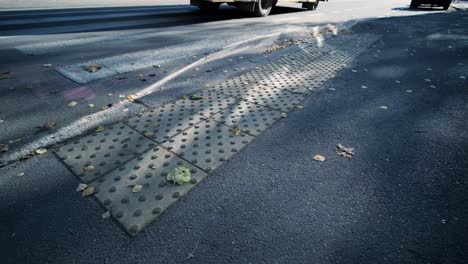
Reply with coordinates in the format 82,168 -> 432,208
83,64 -> 102,73
82,186 -> 95,197
280,112 -> 288,118
296,105 -> 304,109
126,94 -> 137,101
76,183 -> 88,192
95,126 -> 105,132
0,144 -> 9,153
335,144 -> 355,158
232,127 -> 241,137
34,122 -> 57,134
46,122 -> 56,129
16,172 -> 25,177
88,104 -> 95,108
313,155 -> 326,162
0,72 -> 12,80
101,211 -> 111,219
144,132 -> 154,138
132,184 -> 142,193
35,148 -> 47,155
379,106 -> 388,110
68,101 -> 78,107
0,119 -> 4,124
152,122 -> 160,128
84,165 -> 95,172
42,64 -> 53,68
189,95 -> 203,100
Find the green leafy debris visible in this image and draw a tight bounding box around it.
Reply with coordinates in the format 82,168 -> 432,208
167,166 -> 191,185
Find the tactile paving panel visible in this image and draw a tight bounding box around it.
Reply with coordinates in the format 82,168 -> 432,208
90,146 -> 207,235
57,33 -> 381,236
241,87 -> 306,111
162,119 -> 254,173
212,100 -> 283,136
56,124 -> 156,183
173,90 -> 239,118
125,103 -> 205,144
210,81 -> 306,112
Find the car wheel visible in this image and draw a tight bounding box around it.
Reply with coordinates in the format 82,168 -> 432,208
254,0 -> 274,17
410,0 -> 419,8
443,0 -> 451,10
303,1 -> 319,10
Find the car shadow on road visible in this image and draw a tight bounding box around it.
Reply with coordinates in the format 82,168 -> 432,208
392,6 -> 448,11
0,4 -> 307,36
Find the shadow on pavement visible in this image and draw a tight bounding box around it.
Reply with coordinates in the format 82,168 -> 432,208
0,4 -> 307,36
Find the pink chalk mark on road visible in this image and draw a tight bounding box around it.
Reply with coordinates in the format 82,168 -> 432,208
63,86 -> 96,100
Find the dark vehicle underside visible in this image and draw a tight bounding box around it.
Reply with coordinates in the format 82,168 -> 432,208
410,0 -> 453,9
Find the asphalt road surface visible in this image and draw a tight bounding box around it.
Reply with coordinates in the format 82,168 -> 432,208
0,0 -> 467,263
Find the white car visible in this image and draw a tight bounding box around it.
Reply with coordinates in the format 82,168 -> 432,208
191,0 -> 325,17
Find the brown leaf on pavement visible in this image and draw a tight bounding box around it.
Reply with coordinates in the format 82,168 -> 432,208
81,186 -> 95,197
126,94 -> 137,102
313,155 -> 326,162
84,165 -> 95,172
0,72 -> 12,80
35,122 -> 57,134
132,184 -> 142,193
0,144 -> 8,153
232,127 -> 241,137
68,101 -> 78,107
35,148 -> 47,155
83,64 -> 102,73
335,144 -> 355,158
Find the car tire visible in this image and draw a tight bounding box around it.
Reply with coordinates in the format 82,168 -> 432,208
254,0 -> 274,17
443,0 -> 451,10
303,1 -> 319,10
